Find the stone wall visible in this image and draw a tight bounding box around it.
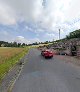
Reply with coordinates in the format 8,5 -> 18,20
77,46 -> 80,57
51,38 -> 80,56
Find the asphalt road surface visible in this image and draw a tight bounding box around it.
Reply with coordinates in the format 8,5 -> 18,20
12,48 -> 80,92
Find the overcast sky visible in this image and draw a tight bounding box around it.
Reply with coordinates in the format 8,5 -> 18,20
0,0 -> 80,44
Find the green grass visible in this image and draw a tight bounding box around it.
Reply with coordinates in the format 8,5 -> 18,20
0,47 -> 29,83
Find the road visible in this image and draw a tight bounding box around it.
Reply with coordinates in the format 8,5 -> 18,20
12,48 -> 80,92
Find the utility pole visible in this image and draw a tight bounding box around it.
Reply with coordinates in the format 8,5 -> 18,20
59,29 -> 60,40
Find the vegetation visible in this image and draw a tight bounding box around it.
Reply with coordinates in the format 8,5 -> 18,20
66,29 -> 80,39
0,41 -> 53,47
51,29 -> 80,44
0,41 -> 27,47
0,47 -> 29,82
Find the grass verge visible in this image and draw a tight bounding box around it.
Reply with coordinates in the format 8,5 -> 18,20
0,47 -> 29,83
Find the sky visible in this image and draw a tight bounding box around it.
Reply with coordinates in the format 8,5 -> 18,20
0,0 -> 80,44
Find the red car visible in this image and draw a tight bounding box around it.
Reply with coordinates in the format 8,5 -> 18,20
41,49 -> 53,58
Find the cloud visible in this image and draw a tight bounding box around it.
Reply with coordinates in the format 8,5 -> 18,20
15,36 -> 40,44
1,0 -> 80,25
30,38 -> 40,43
15,36 -> 30,44
1,0 -> 80,28
0,31 -> 9,36
44,33 -> 58,41
4,0 -> 43,23
0,0 -> 80,41
45,33 -> 55,37
0,1 -> 17,25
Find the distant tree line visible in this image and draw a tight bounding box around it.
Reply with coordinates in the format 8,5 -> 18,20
0,40 -> 52,47
0,41 -> 27,47
28,41 -> 52,46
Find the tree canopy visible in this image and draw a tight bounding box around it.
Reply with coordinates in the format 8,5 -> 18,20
66,29 -> 80,39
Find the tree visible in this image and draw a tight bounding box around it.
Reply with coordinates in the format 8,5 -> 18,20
18,43 -> 21,47
66,29 -> 80,39
13,42 -> 17,47
22,43 -> 26,47
44,41 -> 48,44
